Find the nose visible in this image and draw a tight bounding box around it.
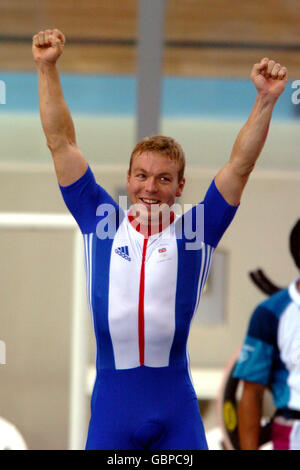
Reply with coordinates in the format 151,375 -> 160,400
144,177 -> 158,193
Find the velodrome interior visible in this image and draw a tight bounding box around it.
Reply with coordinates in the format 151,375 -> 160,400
0,0 -> 299,450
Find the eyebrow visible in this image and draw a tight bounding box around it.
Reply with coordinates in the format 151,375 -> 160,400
133,168 -> 173,178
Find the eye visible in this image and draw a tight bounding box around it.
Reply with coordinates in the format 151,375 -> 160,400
136,173 -> 146,179
160,176 -> 171,182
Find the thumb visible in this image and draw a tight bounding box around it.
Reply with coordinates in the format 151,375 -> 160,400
50,29 -> 66,48
49,36 -> 65,55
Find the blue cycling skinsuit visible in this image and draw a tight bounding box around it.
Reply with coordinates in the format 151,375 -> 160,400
60,166 -> 238,450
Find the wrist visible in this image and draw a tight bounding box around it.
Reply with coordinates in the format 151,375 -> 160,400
255,90 -> 278,108
35,60 -> 58,72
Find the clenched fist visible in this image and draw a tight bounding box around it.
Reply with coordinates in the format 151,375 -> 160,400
250,58 -> 287,100
32,29 -> 65,65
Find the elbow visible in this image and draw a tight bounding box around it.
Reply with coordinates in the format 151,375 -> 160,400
228,159 -> 255,180
242,162 -> 256,177
239,165 -> 255,182
46,135 -> 75,153
233,153 -> 257,175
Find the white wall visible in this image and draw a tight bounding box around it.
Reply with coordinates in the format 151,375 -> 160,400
1,113 -> 299,171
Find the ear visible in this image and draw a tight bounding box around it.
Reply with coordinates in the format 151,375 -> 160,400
176,177 -> 185,198
126,170 -> 130,189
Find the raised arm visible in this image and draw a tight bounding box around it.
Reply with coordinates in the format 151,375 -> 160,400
32,29 -> 88,186
215,58 -> 287,206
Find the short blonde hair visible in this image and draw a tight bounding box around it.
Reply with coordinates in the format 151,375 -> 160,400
129,135 -> 185,182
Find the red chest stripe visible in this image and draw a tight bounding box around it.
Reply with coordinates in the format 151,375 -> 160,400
138,238 -> 148,366
128,212 -> 175,366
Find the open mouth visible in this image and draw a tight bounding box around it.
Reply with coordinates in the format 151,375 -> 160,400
139,198 -> 161,205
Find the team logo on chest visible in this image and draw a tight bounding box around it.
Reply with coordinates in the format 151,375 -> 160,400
157,246 -> 171,262
115,245 -> 131,262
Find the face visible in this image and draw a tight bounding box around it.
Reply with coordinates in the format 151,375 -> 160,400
126,151 -> 185,224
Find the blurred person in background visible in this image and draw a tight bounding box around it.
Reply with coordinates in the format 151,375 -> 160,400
32,28 -> 287,450
234,220 -> 300,450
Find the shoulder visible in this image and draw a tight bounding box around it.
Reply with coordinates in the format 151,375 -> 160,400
258,288 -> 291,319
248,289 -> 290,344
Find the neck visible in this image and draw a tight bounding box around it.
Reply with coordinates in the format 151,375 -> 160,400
128,210 -> 175,237
296,279 -> 300,293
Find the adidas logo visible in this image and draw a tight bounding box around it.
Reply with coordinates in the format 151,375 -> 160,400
115,246 -> 131,261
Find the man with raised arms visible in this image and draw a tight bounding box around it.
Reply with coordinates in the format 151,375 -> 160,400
33,28 -> 287,450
